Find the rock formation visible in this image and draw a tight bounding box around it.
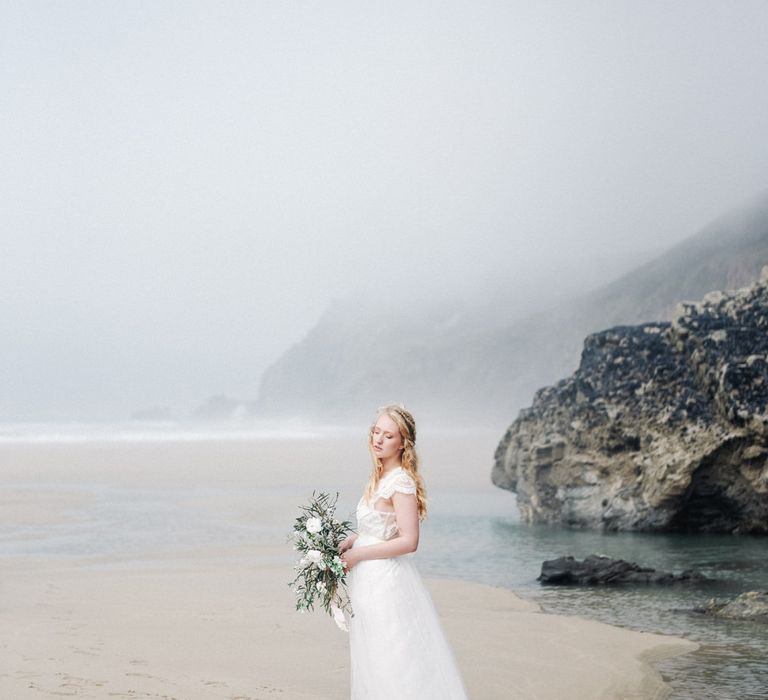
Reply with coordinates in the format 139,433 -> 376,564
695,591 -> 768,621
492,267 -> 768,534
538,554 -> 707,585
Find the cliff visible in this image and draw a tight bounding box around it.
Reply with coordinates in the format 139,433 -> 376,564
255,191 -> 768,427
492,268 -> 768,534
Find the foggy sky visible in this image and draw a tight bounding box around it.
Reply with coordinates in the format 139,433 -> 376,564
2,1 -> 768,421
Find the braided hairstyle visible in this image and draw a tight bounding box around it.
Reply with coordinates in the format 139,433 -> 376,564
365,403 -> 428,522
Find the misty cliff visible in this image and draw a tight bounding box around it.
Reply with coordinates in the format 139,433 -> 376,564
255,192 -> 768,427
492,268 -> 768,534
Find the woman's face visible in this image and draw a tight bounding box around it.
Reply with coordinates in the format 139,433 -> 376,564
371,413 -> 403,463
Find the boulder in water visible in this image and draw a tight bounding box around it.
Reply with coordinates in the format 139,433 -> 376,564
538,554 -> 708,585
694,591 -> 768,621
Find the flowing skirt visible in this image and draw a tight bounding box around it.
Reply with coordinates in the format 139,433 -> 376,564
346,534 -> 469,699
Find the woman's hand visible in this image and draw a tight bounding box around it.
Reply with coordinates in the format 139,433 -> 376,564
340,547 -> 361,572
338,534 -> 358,553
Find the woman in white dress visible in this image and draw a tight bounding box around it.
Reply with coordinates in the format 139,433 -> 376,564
339,404 -> 469,699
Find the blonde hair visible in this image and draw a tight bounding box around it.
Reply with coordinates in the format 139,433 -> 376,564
364,403 -> 428,522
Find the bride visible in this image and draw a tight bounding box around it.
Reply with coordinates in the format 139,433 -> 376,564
339,404 -> 469,699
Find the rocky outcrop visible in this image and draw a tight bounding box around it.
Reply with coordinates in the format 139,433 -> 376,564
694,591 -> 768,621
538,554 -> 708,585
492,268 -> 768,534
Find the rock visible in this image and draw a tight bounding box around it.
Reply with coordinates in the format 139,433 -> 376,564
189,394 -> 253,421
492,272 -> 768,534
694,591 -> 768,621
538,554 -> 708,585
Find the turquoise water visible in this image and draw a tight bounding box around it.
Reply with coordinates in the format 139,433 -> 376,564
418,507 -> 768,700
2,480 -> 766,699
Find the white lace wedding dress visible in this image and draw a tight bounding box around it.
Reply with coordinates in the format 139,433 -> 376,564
346,467 -> 469,699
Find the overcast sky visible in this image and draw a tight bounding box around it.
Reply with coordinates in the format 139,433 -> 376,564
2,1 -> 768,421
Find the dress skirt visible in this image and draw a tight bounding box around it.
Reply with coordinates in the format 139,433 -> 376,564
346,533 -> 469,699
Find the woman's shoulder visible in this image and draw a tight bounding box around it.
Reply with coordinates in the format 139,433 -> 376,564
377,467 -> 417,497
379,466 -> 412,484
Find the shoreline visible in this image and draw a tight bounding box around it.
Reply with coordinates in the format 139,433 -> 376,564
0,437 -> 701,698
423,572 -> 699,700
0,551 -> 699,700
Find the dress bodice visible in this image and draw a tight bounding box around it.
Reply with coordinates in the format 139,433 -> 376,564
355,467 -> 417,542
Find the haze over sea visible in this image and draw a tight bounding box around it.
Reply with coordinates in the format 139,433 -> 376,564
1,421 -> 765,700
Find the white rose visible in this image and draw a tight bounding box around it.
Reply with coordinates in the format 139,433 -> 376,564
306,549 -> 323,565
306,517 -> 323,534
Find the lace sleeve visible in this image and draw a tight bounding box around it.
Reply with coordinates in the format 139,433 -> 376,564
378,472 -> 417,500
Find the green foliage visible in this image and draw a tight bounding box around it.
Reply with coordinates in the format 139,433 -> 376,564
287,491 -> 357,629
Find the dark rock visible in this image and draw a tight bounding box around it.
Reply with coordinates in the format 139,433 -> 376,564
538,554 -> 709,585
493,267 -> 768,534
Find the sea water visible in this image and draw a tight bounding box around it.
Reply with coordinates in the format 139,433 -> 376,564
419,505 -> 768,700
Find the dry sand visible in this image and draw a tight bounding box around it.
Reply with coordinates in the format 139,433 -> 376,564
0,550 -> 698,700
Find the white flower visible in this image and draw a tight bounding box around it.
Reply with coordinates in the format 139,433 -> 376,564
332,555 -> 342,565
306,549 -> 322,565
316,580 -> 327,593
306,517 -> 323,534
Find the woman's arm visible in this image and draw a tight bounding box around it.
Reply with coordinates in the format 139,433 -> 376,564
341,492 -> 419,569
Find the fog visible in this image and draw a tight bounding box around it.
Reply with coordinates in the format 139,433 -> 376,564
2,1 -> 768,422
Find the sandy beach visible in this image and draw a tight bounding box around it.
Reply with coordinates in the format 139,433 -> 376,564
0,435 -> 699,699
0,553 -> 698,700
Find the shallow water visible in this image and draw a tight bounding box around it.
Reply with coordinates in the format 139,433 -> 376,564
419,506 -> 768,700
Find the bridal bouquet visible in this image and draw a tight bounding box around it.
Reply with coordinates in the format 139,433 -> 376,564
288,491 -> 355,632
